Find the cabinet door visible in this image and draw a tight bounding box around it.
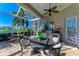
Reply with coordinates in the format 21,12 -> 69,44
66,17 -> 77,44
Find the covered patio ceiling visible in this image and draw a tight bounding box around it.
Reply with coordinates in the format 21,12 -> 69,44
19,3 -> 72,18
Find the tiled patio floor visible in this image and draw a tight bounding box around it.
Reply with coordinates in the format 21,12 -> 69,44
0,41 -> 79,56
61,45 -> 79,56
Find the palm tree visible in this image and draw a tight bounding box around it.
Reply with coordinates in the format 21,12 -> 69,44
20,18 -> 28,33
13,17 -> 28,33
12,7 -> 28,33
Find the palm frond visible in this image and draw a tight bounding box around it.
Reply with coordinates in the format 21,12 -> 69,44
25,20 -> 28,27
18,8 -> 25,17
13,17 -> 20,27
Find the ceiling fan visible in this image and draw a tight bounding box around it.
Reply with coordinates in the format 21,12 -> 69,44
43,3 -> 59,16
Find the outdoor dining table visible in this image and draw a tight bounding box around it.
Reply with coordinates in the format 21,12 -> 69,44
29,36 -> 54,48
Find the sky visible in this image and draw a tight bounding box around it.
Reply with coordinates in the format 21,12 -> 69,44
0,3 -> 38,28
0,3 -> 19,26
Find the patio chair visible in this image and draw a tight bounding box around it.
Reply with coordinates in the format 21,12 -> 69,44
16,33 -> 31,55
8,34 -> 17,43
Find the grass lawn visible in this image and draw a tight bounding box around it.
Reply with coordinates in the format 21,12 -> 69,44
0,29 -> 17,34
0,28 -> 34,34
0,29 -> 11,33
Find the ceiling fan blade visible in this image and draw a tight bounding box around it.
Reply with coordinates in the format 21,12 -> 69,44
49,12 -> 52,16
43,9 -> 49,11
52,10 -> 59,13
51,6 -> 57,9
43,12 -> 48,15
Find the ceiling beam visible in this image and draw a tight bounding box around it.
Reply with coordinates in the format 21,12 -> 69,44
19,3 -> 43,18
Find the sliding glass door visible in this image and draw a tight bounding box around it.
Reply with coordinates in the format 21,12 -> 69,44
66,17 -> 77,44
